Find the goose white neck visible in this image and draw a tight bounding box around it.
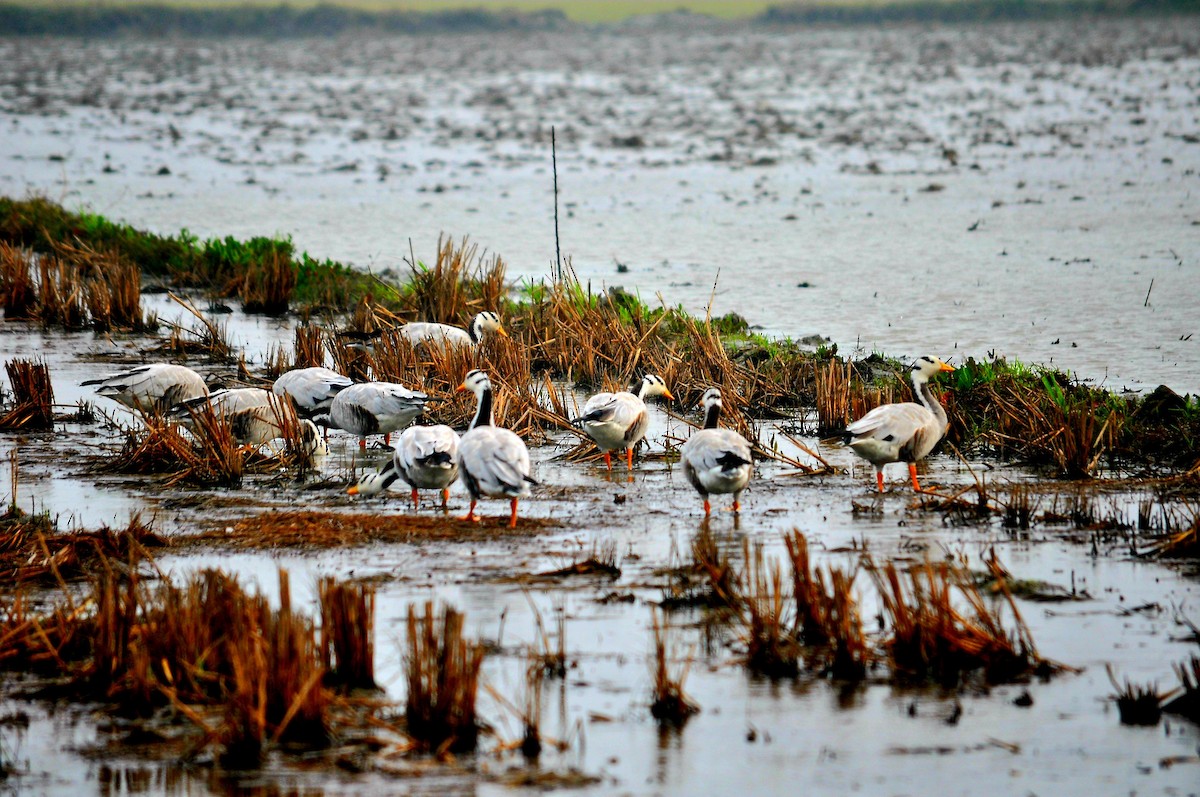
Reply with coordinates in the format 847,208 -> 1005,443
470,385 -> 494,429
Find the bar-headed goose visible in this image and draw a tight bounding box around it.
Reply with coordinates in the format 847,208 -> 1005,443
456,370 -> 536,528
348,424 -> 460,509
572,374 -> 674,470
82,363 -> 208,414
680,387 -> 753,515
272,366 -> 353,423
170,387 -> 299,448
399,311 -> 507,348
844,355 -> 956,492
329,381 -> 429,449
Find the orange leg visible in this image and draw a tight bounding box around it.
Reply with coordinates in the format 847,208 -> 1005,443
909,463 -> 922,492
603,451 -> 612,471
411,488 -> 420,509
461,500 -> 478,523
703,499 -> 712,516
509,498 -> 519,529
876,470 -> 885,493
358,438 -> 367,451
626,447 -> 634,470
384,433 -> 391,446
441,488 -> 450,509
732,499 -> 741,513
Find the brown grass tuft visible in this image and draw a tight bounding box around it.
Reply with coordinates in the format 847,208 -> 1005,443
404,600 -> 485,754
0,358 -> 54,430
319,578 -> 377,690
649,608 -> 699,725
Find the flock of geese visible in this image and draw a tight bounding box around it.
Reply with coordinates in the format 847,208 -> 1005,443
81,314 -> 957,526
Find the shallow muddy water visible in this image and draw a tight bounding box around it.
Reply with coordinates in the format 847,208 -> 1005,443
1,16 -> 1200,797
1,18 -> 1199,392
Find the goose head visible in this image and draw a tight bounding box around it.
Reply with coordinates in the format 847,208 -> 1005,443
470,311 -> 508,342
911,356 -> 955,384
698,386 -> 723,413
636,374 -> 675,402
347,469 -> 389,497
457,369 -> 492,397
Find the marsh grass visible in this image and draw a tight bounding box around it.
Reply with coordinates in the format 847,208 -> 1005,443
0,511 -> 164,585
404,601 -> 485,754
1107,664 -> 1172,726
0,358 -> 54,430
649,609 -> 699,725
1165,655 -> 1200,723
783,531 -> 869,679
741,543 -> 801,678
872,557 -> 1039,685
315,578 -> 377,694
112,405 -> 244,488
0,558 -> 395,768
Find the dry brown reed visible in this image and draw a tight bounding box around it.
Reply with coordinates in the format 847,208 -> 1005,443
814,359 -> 850,435
872,557 -> 1038,684
783,531 -> 869,679
742,543 -> 801,678
404,601 -> 485,754
1107,664 -> 1170,726
1165,656 -> 1200,723
319,577 -> 377,690
0,241 -> 35,318
293,323 -> 327,369
0,561 -> 385,768
0,511 -> 164,584
0,358 -> 54,430
402,235 -> 509,325
112,406 -> 243,487
690,525 -> 737,607
239,247 -> 296,315
649,608 -> 699,725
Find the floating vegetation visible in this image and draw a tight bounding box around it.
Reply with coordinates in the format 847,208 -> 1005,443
0,358 -> 53,431
649,609 -> 699,726
404,601 -> 485,754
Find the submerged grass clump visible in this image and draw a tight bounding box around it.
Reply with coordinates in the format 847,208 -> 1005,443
404,601 -> 485,754
319,578 -> 377,690
0,358 -> 54,430
649,609 -> 699,725
872,557 -> 1040,685
0,558 -> 392,768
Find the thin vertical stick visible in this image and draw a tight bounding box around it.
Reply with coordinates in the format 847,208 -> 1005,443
552,126 -> 562,282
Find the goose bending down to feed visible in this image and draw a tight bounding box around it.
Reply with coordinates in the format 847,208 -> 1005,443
348,424 -> 460,509
329,382 -> 429,449
844,356 -> 956,493
456,370 -> 536,528
169,387 -> 323,454
680,387 -> 753,516
572,374 -> 674,470
82,363 -> 208,414
272,367 -> 353,423
399,311 -> 507,349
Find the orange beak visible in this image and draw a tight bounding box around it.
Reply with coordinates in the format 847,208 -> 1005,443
939,362 -> 956,372
496,326 -> 510,339
456,383 -> 467,393
347,485 -> 359,496
663,389 -> 675,401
